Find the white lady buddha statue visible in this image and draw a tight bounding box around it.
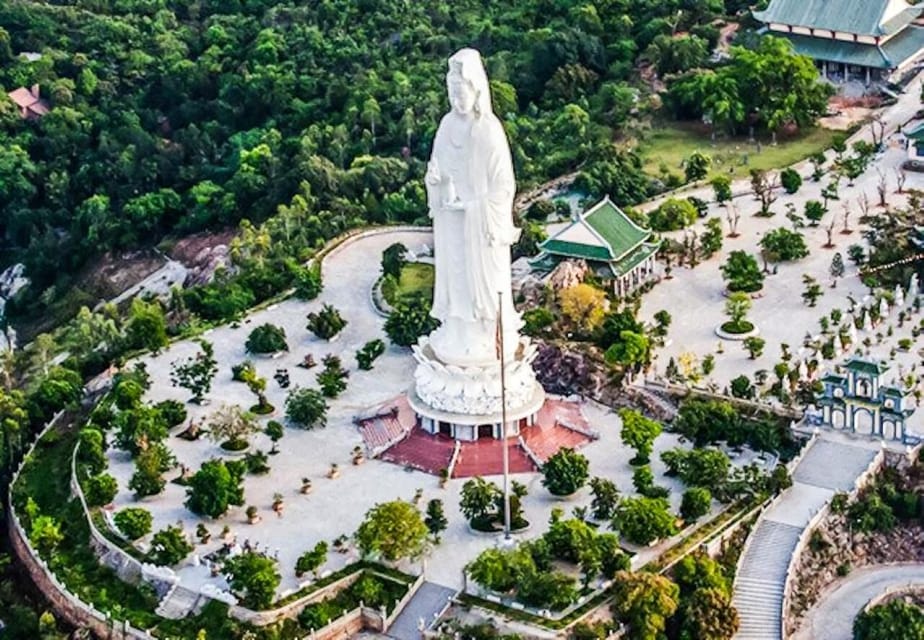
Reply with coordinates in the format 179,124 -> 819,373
424,48 -> 521,367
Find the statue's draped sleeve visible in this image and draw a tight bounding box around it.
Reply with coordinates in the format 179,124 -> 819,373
464,114 -> 518,320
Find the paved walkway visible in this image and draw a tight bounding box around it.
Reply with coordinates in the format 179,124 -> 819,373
732,436 -> 879,640
387,581 -> 456,640
792,564 -> 924,640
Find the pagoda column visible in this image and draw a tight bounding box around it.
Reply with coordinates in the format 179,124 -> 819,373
865,67 -> 871,85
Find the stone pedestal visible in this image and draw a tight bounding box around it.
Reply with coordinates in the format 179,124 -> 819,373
410,335 -> 545,440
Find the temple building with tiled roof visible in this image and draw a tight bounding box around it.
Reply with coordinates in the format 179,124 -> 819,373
534,197 -> 660,297
754,0 -> 924,86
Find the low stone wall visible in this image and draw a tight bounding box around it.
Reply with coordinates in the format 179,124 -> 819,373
305,606 -> 386,640
8,510 -> 151,640
644,379 -> 804,419
8,412 -> 152,639
229,568 -> 365,626
71,441 -> 176,595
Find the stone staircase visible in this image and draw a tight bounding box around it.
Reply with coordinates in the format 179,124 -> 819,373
732,521 -> 802,639
387,581 -> 457,640
155,584 -> 202,620
731,436 -> 879,640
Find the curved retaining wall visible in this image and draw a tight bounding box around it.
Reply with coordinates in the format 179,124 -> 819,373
7,411 -> 152,639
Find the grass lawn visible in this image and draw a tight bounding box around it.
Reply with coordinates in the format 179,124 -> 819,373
638,122 -> 841,182
393,262 -> 433,303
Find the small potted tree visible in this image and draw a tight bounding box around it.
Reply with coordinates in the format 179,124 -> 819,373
246,506 -> 260,525
300,477 -> 313,494
208,404 -> 261,454
327,463 -> 340,479
196,523 -> 211,544
352,446 -> 365,465
272,493 -> 285,517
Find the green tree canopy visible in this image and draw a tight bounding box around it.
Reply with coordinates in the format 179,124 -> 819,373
355,500 -> 427,561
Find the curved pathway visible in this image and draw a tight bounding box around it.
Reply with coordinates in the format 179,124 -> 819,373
792,564 -> 924,640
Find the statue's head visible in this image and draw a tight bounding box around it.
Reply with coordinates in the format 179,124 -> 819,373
447,48 -> 491,118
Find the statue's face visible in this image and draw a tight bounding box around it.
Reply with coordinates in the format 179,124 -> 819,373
448,77 -> 476,115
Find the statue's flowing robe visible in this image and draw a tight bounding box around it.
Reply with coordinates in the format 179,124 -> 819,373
429,112 -> 519,328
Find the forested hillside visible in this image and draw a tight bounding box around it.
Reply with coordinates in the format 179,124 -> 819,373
0,0 -> 736,326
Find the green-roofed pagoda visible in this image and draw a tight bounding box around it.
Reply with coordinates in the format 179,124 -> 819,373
753,0 -> 924,87
534,197 -> 660,296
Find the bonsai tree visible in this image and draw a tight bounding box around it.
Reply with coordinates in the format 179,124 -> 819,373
460,477 -> 501,527
589,477 -> 620,521
128,442 -> 173,498
265,420 -> 284,454
710,175 -> 731,203
723,292 -> 753,334
149,525 -> 193,566
743,336 -> 766,359
285,386 -> 328,429
185,458 -> 245,518
780,167 -> 802,194
680,487 -> 712,522
355,500 -> 428,561
243,371 -> 273,414
306,304 -> 347,340
224,552 -> 281,609
113,507 -> 153,541
721,251 -> 764,293
245,323 -> 288,354
613,496 -> 677,545
356,339 -> 386,370
759,228 -> 809,265
231,360 -> 256,382
170,340 -> 219,404
619,409 -> 662,465
316,354 -> 349,398
541,448 -> 590,496
381,242 -> 407,279
425,498 -> 448,543
155,399 -> 187,427
84,473 -> 119,507
208,404 -> 261,451
295,541 -> 329,578
385,295 -> 439,346
802,274 -> 823,306
803,200 -> 826,226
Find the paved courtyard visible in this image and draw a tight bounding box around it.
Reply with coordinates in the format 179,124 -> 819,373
106,229 -> 704,600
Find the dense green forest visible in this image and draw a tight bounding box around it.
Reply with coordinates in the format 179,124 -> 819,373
0,0 -> 753,328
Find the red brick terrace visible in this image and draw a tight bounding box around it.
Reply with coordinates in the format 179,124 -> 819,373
358,396 -> 595,478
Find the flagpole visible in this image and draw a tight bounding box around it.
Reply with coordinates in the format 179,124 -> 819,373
497,291 -> 511,541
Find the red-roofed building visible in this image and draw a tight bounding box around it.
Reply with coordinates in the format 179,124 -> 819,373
7,84 -> 50,120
